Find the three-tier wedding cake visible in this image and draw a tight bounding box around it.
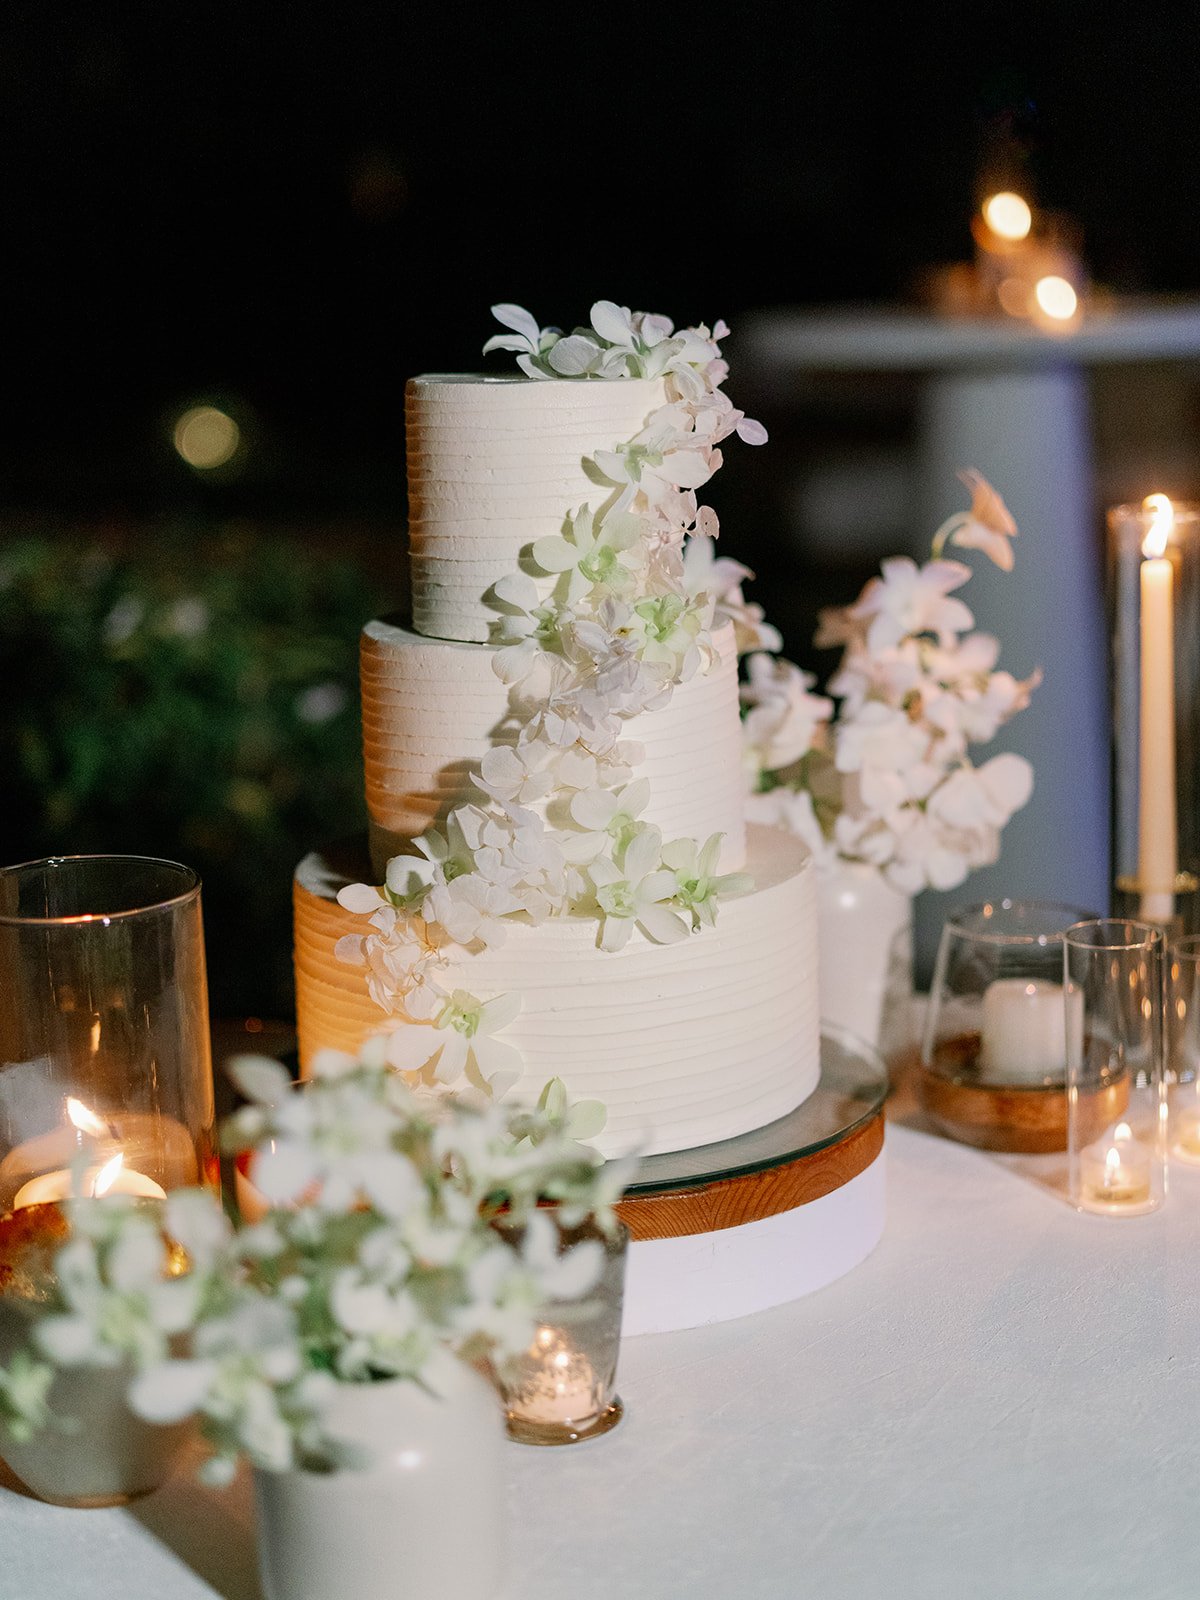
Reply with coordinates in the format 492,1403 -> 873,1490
293,302 -> 820,1158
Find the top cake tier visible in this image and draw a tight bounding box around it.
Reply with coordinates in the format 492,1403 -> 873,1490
406,373 -> 667,644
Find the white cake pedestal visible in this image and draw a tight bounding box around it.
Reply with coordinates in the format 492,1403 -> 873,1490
617,1030 -> 887,1335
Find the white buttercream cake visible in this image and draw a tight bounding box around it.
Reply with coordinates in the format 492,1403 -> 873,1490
293,311 -> 821,1158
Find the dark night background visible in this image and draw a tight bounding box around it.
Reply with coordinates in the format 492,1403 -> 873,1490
3,1 -> 1200,1016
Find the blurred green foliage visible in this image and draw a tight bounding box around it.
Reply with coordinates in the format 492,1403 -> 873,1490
0,530 -> 386,1019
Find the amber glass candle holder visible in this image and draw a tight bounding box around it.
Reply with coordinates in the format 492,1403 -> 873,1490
0,855 -> 217,1505
494,1214 -> 628,1446
1065,920 -> 1166,1217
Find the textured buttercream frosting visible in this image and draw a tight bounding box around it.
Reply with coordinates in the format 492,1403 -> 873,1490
406,374 -> 667,644
361,616 -> 747,875
294,827 -> 819,1159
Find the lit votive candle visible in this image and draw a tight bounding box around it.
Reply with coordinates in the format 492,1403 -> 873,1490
1172,1107 -> 1200,1166
1080,1122 -> 1154,1213
12,1153 -> 166,1210
979,978 -> 1079,1083
510,1327 -> 600,1426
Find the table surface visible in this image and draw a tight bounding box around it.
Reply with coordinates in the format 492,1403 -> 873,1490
4,1092 -> 1200,1600
739,295 -> 1200,371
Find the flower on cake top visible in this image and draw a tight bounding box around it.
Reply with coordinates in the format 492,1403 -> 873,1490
741,470 -> 1038,896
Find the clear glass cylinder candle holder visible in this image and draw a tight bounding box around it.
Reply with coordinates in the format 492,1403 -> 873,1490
1109,499 -> 1200,935
1166,935 -> 1200,1164
494,1214 -> 627,1447
1065,920 -> 1166,1217
0,855 -> 217,1505
919,900 -> 1103,1152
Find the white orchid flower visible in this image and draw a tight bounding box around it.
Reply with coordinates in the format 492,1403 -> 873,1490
385,988 -> 523,1097
482,304 -> 564,380
560,778 -> 651,864
933,469 -> 1019,571
850,557 -> 974,652
586,825 -> 688,951
833,702 -> 928,777
530,505 -> 643,603
660,833 -> 754,929
682,536 -> 782,654
740,653 -> 832,773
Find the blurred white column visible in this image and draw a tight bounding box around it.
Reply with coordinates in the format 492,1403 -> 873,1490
912,363 -> 1110,976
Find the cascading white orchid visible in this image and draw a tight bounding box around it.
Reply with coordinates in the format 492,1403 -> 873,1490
334,301 -> 769,1095
743,472 -> 1039,896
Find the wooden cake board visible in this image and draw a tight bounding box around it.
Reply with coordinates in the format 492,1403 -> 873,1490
615,1031 -> 887,1335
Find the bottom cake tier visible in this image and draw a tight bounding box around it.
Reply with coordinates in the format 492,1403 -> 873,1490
293,824 -> 820,1159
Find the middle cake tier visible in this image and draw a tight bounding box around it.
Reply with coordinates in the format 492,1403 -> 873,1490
362,615 -> 747,876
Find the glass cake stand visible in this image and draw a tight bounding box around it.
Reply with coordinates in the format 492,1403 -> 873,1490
620,1025 -> 889,1197
616,1028 -> 889,1334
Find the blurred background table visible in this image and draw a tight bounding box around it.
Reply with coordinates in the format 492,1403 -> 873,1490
4,1105 -> 1199,1600
742,297 -> 1200,971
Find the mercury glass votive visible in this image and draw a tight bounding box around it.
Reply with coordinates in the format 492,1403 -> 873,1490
0,855 -> 217,1505
1109,499 -> 1200,936
1065,920 -> 1166,1217
495,1215 -> 627,1446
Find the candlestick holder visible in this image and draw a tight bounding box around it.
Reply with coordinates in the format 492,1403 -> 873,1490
0,855 -> 217,1505
1065,920 -> 1166,1216
919,899 -> 1115,1152
1109,499 -> 1200,936
493,1213 -> 628,1446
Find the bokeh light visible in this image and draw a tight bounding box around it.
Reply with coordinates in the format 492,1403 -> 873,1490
173,406 -> 240,469
982,192 -> 1033,242
1033,275 -> 1079,321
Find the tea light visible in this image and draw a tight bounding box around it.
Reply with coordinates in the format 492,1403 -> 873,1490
1079,1122 -> 1154,1212
979,978 -> 1080,1083
11,1153 -> 166,1210
510,1326 -> 600,1426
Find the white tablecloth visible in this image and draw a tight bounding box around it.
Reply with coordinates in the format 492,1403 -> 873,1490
5,1119 -> 1199,1600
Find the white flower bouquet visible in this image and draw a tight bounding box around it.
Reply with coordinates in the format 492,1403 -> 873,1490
0,1046 -> 623,1483
742,473 -> 1040,894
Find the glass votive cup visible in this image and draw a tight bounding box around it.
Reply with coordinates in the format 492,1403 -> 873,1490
1166,935 -> 1200,1164
494,1213 -> 628,1446
0,855 -> 217,1506
1065,920 -> 1166,1216
919,899 -> 1101,1151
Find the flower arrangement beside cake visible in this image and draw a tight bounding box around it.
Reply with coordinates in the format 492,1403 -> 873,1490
740,472 -> 1040,1046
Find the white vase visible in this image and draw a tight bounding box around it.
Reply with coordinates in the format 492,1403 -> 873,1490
816,860 -> 913,1054
253,1356 -> 506,1600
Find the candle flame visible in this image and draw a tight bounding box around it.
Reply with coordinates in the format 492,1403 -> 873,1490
1142,493 -> 1174,559
982,192 -> 1032,242
1114,1122 -> 1133,1142
91,1151 -> 125,1198
1105,1146 -> 1121,1175
67,1097 -> 108,1137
